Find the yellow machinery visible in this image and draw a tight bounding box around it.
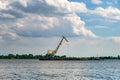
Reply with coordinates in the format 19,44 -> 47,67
47,36 -> 68,55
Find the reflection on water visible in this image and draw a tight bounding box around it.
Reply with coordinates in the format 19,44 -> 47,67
0,60 -> 120,80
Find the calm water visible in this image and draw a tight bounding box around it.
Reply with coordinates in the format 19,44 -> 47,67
0,60 -> 120,80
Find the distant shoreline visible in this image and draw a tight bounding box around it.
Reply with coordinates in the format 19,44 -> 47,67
0,58 -> 120,61
0,58 -> 39,60
0,54 -> 120,60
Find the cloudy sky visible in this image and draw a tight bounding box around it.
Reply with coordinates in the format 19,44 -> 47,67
0,0 -> 120,57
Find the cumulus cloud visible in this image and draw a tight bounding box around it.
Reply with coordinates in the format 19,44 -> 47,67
91,6 -> 120,20
0,0 -> 96,39
91,0 -> 102,5
0,24 -> 18,41
10,0 -> 87,16
0,0 -> 25,20
0,8 -> 24,20
46,0 -> 87,13
18,0 -> 28,7
64,14 -> 97,38
0,13 -> 15,19
1,32 -> 18,41
12,14 -> 96,38
0,0 -> 10,10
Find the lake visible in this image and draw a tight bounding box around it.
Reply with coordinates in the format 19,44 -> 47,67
0,60 -> 120,80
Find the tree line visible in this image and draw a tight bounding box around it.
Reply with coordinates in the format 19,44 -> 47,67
0,54 -> 120,60
0,54 -> 42,59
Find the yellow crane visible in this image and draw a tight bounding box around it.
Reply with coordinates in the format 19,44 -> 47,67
47,36 -> 68,55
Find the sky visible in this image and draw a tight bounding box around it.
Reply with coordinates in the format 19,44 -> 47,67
0,0 -> 120,57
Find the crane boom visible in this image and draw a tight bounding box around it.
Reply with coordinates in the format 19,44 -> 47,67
54,36 -> 68,54
47,36 -> 68,55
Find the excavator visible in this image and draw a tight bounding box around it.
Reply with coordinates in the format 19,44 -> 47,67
47,36 -> 68,55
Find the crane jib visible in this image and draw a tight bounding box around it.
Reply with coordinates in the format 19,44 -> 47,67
47,36 -> 68,55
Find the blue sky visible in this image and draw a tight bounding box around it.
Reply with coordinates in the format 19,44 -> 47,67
0,0 -> 120,57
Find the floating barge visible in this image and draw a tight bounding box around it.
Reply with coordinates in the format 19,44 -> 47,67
39,55 -> 101,60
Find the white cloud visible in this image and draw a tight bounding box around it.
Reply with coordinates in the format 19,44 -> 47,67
0,1 -> 9,10
91,0 -> 102,5
12,14 -> 96,38
108,37 -> 120,43
64,14 -> 97,38
0,0 -> 96,38
1,32 -> 18,41
0,24 -> 18,41
46,0 -> 87,13
18,0 -> 28,7
37,16 -> 59,30
0,13 -> 15,19
7,0 -> 87,17
15,15 -> 59,30
15,23 -> 24,28
91,6 -> 120,20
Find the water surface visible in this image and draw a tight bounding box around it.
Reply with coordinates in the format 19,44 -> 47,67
0,60 -> 120,80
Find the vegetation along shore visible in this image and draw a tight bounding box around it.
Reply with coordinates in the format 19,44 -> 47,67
0,54 -> 120,60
